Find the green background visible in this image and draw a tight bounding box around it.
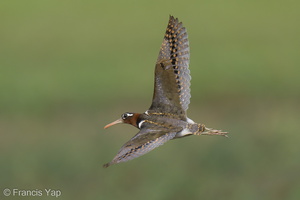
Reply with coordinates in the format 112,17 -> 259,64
1,0 -> 300,199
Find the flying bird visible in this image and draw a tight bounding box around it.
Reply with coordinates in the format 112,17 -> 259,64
103,16 -> 227,168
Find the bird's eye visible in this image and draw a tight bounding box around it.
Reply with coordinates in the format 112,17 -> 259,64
121,112 -> 133,120
121,113 -> 128,119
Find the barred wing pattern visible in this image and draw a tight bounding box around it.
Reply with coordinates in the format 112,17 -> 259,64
103,128 -> 177,168
150,16 -> 191,118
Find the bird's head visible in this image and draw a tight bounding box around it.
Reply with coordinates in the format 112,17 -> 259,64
104,112 -> 141,129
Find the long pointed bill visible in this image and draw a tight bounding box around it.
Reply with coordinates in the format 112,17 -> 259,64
104,118 -> 123,129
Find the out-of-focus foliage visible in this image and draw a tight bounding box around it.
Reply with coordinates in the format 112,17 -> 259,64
1,0 -> 299,199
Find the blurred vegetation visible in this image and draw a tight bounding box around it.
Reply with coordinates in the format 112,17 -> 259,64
1,0 -> 300,199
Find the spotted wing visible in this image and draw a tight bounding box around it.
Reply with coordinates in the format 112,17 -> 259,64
149,16 -> 191,119
103,127 -> 179,168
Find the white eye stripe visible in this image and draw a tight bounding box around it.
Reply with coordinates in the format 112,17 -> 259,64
122,113 -> 134,119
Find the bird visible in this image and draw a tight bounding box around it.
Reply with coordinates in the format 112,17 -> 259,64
103,16 -> 228,168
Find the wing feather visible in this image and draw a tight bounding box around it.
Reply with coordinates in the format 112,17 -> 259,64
103,128 -> 177,168
150,16 -> 191,117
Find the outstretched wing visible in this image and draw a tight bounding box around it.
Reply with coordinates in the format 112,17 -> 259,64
103,127 -> 179,168
149,16 -> 191,119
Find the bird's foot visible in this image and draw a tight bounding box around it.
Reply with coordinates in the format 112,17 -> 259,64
198,128 -> 228,137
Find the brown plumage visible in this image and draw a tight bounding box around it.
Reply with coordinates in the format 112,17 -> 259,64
103,16 -> 228,168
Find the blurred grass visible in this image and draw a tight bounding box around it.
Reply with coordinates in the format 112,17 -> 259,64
1,0 -> 300,200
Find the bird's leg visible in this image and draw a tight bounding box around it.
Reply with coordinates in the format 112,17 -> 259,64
193,125 -> 228,137
200,127 -> 228,137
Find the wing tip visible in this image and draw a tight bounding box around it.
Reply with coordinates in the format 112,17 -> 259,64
168,15 -> 180,24
103,162 -> 112,168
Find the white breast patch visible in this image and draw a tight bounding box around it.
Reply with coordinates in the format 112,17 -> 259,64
138,120 -> 145,129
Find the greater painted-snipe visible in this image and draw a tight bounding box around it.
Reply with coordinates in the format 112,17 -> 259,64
103,16 -> 228,168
